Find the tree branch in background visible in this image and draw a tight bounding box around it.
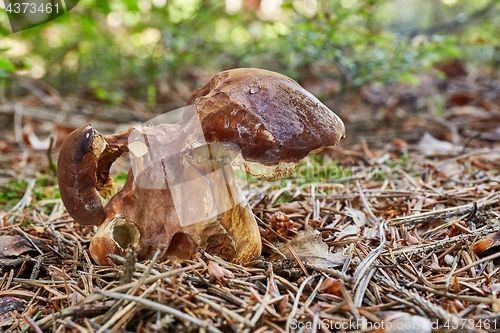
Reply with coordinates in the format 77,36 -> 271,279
410,0 -> 499,38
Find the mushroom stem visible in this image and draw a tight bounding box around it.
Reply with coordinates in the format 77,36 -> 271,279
90,218 -> 141,265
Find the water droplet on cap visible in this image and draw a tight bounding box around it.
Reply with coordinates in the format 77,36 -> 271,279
250,86 -> 259,94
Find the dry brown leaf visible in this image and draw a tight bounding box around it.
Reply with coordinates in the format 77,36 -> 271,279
404,232 -> 419,245
435,160 -> 462,178
447,92 -> 476,106
445,221 -> 468,237
277,229 -> 343,267
429,261 -> 441,274
207,261 -> 235,281
22,123 -> 53,150
278,295 -> 289,314
335,225 -> 359,241
0,235 -> 33,257
344,207 -> 367,228
318,278 -> 343,297
416,132 -> 459,156
0,297 -> 26,327
472,230 -> 500,252
434,59 -> 467,77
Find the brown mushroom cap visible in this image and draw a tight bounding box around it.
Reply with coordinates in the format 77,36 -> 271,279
57,125 -> 132,226
189,68 -> 345,179
57,125 -> 108,225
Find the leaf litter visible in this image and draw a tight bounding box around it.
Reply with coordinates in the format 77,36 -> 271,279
0,140 -> 498,332
1,69 -> 500,332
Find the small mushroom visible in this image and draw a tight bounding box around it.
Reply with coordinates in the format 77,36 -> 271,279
57,125 -> 131,225
58,68 -> 345,265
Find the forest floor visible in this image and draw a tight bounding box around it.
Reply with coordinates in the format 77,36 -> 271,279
0,63 -> 500,332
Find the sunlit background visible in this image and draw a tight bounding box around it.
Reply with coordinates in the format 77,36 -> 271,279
0,0 -> 498,109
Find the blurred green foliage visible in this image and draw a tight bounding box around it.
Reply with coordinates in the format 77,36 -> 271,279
0,54 -> 16,78
0,0 -> 498,106
0,176 -> 60,210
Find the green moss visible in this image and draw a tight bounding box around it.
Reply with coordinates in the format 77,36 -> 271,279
291,156 -> 353,187
0,175 -> 61,210
383,154 -> 409,168
0,179 -> 28,202
273,192 -> 293,204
